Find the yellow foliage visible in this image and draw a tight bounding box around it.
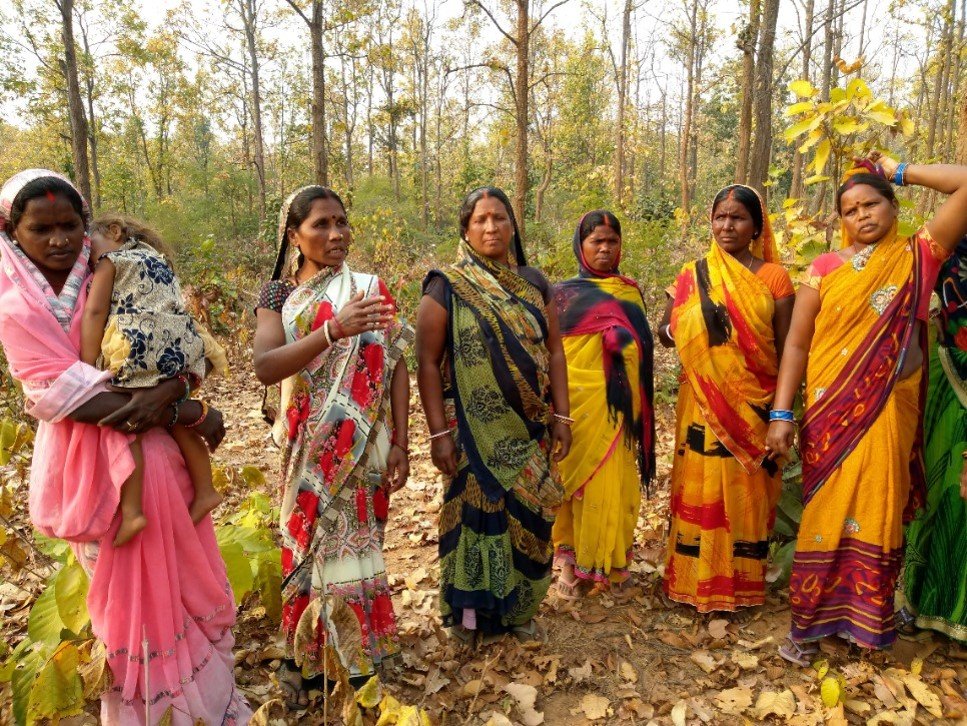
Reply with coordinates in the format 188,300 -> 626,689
789,79 -> 818,98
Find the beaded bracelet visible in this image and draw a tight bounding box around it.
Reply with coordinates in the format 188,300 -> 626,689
893,162 -> 909,187
184,401 -> 209,429
553,413 -> 575,426
769,409 -> 796,423
428,429 -> 453,441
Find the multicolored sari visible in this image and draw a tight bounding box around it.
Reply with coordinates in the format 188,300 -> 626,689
903,239 -> 967,642
273,189 -> 413,679
552,221 -> 654,584
790,227 -> 931,649
427,239 -> 562,634
663,188 -> 786,612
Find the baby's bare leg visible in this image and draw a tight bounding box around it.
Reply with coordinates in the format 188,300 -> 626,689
114,435 -> 148,546
171,425 -> 222,523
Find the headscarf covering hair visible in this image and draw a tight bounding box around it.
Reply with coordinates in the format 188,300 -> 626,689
0,168 -> 90,233
458,186 -> 526,267
573,210 -> 641,289
710,184 -> 778,263
271,184 -> 347,281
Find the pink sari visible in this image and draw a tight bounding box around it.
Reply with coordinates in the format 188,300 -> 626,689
0,233 -> 250,724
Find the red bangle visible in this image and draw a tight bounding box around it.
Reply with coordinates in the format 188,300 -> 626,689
330,316 -> 346,340
184,401 -> 209,429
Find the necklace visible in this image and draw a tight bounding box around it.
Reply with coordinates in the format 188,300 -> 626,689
736,251 -> 756,270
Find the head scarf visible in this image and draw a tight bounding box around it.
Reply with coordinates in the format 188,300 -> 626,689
0,169 -> 91,331
0,168 -> 90,232
555,213 -> 656,488
710,184 -> 779,263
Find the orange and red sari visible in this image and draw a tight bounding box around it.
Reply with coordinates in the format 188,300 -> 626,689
663,216 -> 789,612
789,228 -> 936,649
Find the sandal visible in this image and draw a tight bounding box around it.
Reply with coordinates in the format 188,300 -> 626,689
278,660 -> 309,710
555,572 -> 583,601
778,635 -> 819,667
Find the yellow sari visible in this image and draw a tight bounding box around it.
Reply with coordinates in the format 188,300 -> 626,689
553,282 -> 647,584
790,229 -> 929,649
663,242 -> 785,611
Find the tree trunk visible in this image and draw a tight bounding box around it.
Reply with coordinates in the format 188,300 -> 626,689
748,0 -> 780,197
614,0 -> 632,206
77,15 -> 101,208
240,0 -> 266,219
310,0 -> 328,186
790,0 -> 814,199
678,0 -> 698,214
513,0 -> 529,237
57,0 -> 91,204
735,0 -> 761,185
958,96 -> 967,164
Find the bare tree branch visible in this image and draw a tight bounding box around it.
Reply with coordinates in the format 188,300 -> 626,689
531,0 -> 572,33
467,0 -> 517,46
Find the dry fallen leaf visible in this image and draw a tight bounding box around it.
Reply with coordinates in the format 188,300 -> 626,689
752,689 -> 796,719
707,618 -> 729,640
671,700 -> 688,726
730,651 -> 759,670
899,673 -> 943,718
619,660 -> 638,684
713,687 -> 753,716
503,682 -> 544,725
571,694 -> 611,721
568,659 -> 593,683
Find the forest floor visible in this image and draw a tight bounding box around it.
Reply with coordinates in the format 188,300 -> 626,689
2,346 -> 967,725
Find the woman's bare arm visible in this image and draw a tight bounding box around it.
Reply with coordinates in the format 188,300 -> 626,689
415,295 -> 458,477
657,296 -> 675,347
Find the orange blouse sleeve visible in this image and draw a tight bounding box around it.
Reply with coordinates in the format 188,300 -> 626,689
756,263 -> 795,299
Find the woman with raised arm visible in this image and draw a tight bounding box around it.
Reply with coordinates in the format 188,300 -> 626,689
0,169 -> 250,724
767,154 -> 967,662
253,186 -> 412,709
552,210 -> 655,597
416,186 -> 571,644
658,184 -> 794,616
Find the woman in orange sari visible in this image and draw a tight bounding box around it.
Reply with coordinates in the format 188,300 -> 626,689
768,155 -> 967,661
659,184 -> 794,614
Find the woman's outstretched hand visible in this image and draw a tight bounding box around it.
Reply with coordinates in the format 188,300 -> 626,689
334,291 -> 395,338
384,445 -> 409,493
430,434 -> 459,477
551,421 -> 572,461
765,420 -> 796,461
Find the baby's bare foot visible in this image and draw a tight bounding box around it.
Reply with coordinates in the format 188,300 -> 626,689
114,513 -> 147,546
189,490 -> 223,524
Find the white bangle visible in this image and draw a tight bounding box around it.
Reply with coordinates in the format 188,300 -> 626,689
323,319 -> 334,346
429,428 -> 453,441
663,324 -> 673,342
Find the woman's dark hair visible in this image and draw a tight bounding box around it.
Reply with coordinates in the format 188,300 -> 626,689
579,210 -> 622,241
835,173 -> 897,214
711,185 -> 763,236
272,186 -> 348,280
458,186 -> 526,265
8,176 -> 88,230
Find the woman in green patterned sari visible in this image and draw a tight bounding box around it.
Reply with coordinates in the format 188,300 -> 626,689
900,238 -> 967,642
416,186 -> 572,643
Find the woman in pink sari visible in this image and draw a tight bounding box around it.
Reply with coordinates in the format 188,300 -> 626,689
0,169 -> 251,724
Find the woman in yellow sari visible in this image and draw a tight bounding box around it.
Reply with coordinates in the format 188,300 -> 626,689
659,185 -> 794,614
552,211 -> 655,596
768,155 -> 967,661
